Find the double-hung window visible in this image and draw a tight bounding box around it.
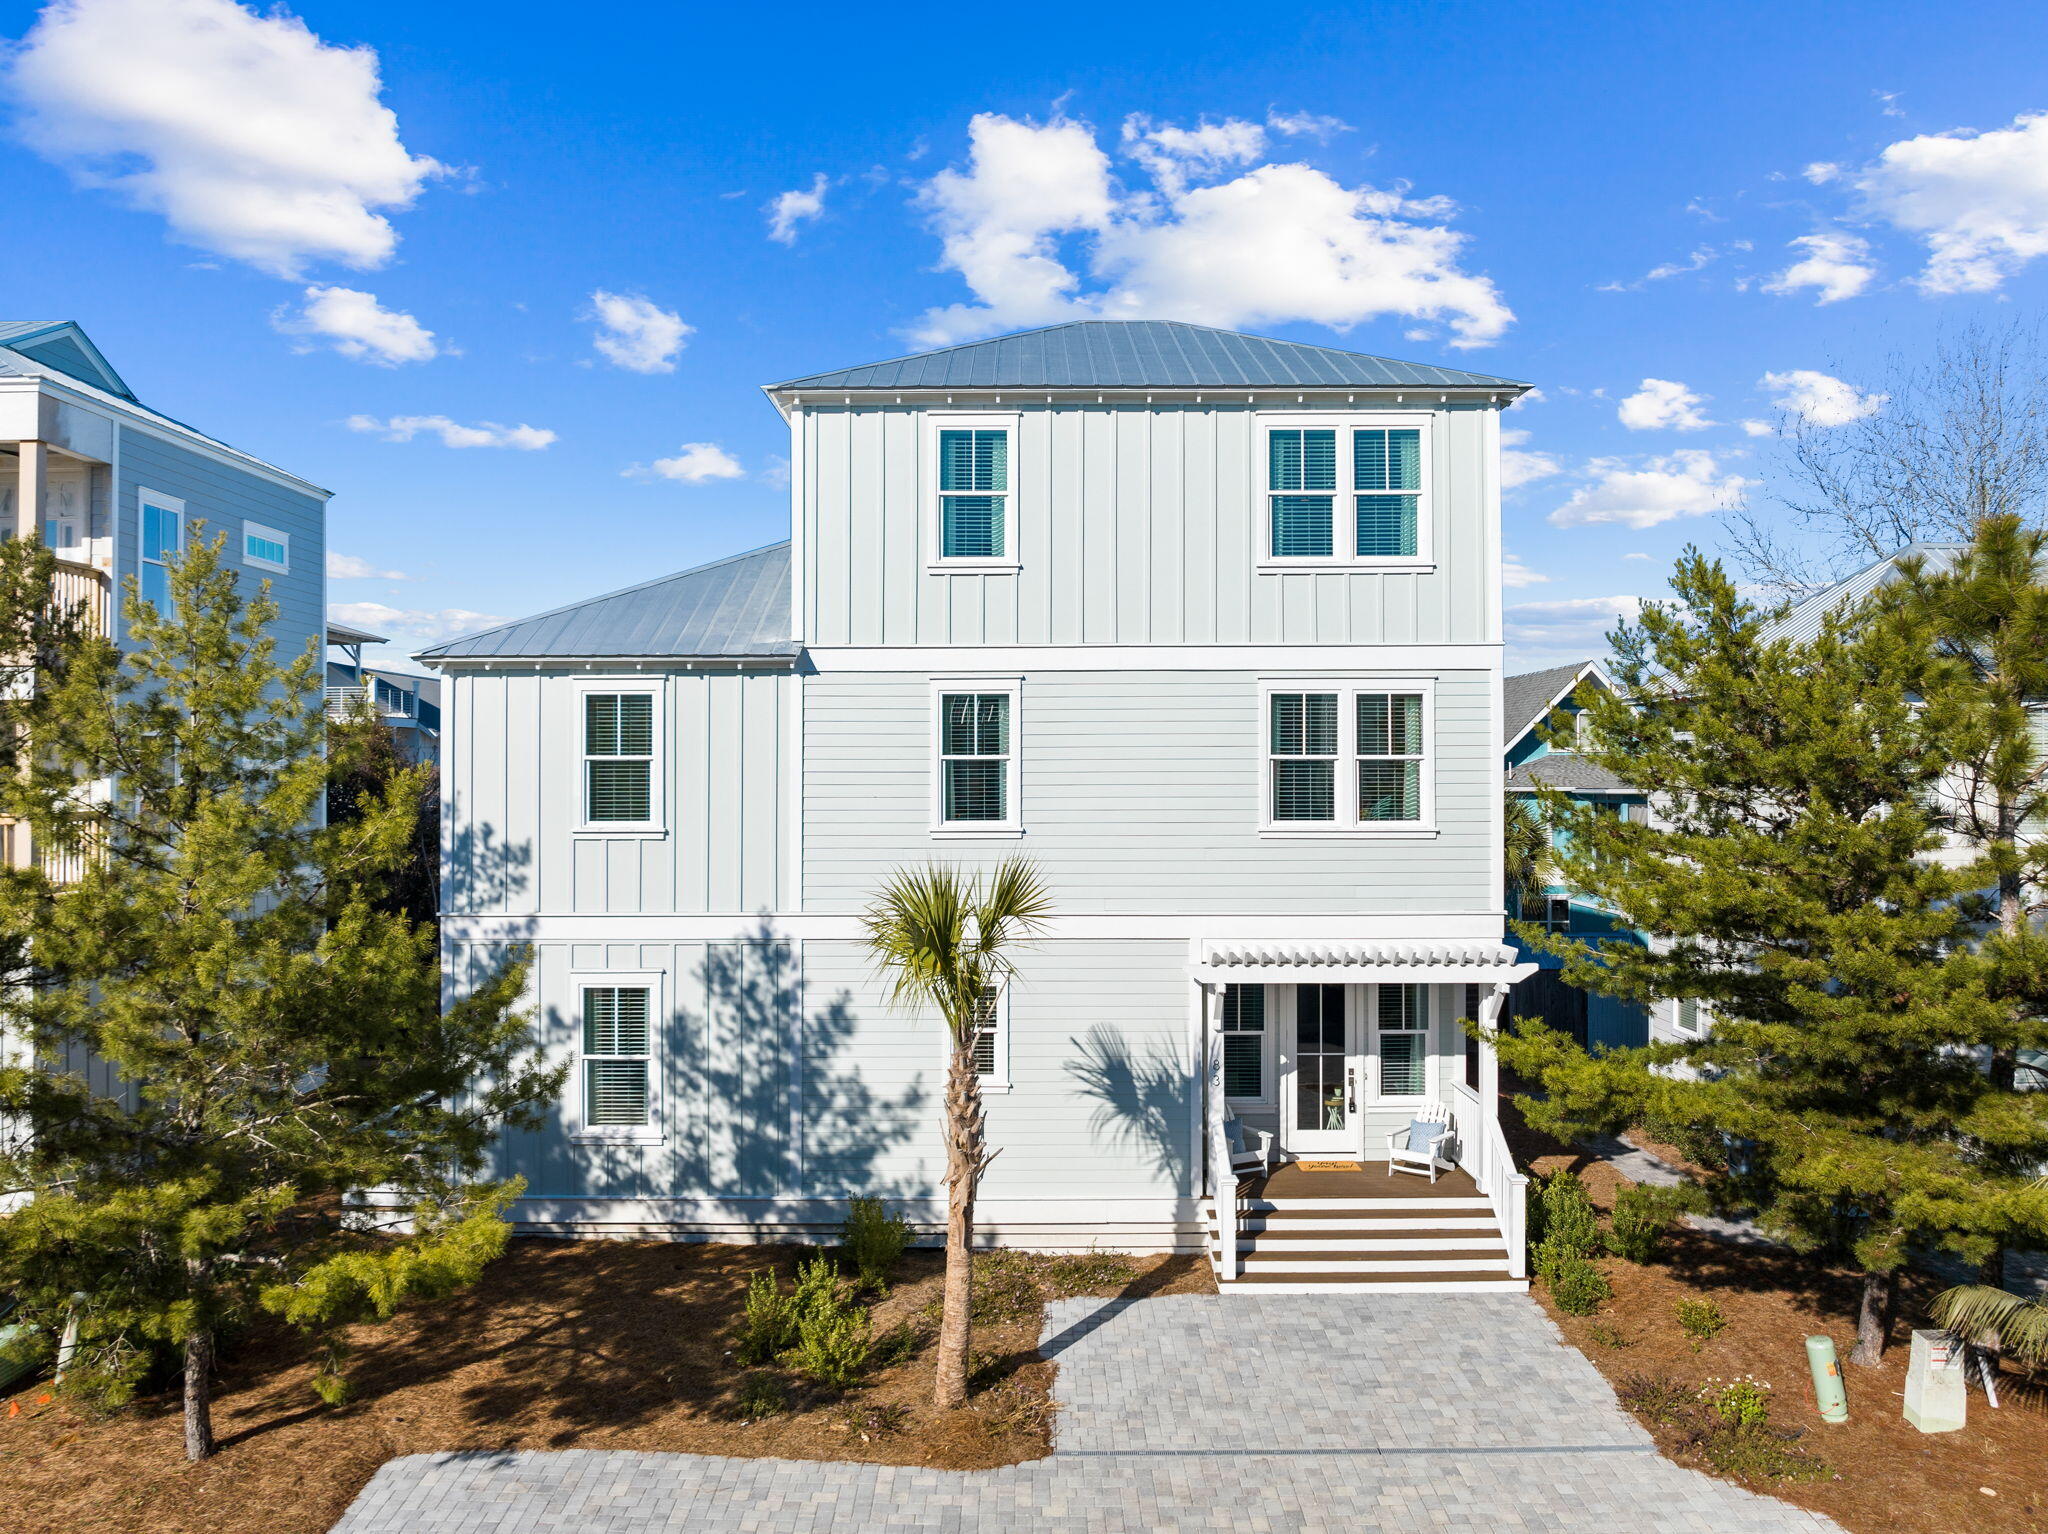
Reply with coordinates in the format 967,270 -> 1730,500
1376,983 -> 1429,1099
1221,984 -> 1267,1102
580,983 -> 653,1133
582,689 -> 660,830
1262,418 -> 1428,565
969,984 -> 1009,1088
933,681 -> 1019,833
930,416 -> 1018,567
139,491 -> 184,611
1675,997 -> 1707,1036
1262,681 -> 1433,832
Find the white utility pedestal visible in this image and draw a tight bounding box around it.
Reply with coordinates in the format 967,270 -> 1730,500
1903,1329 -> 1966,1433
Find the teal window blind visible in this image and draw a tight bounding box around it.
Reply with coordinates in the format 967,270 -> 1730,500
1269,429 -> 1337,490
940,692 -> 1011,822
1354,428 -> 1421,557
583,985 -> 652,1126
1377,983 -> 1426,1097
1221,984 -> 1266,1099
584,693 -> 655,823
1270,692 -> 1338,821
1271,496 -> 1334,558
939,428 -> 1009,558
1357,692 -> 1424,822
1268,428 -> 1336,558
970,986 -> 1003,1077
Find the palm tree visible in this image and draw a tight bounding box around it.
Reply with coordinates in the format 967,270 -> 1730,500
862,857 -> 1052,1410
1504,791 -> 1552,916
1932,1284 -> 2048,1365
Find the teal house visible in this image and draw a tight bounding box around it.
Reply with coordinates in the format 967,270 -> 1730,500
1502,661 -> 1649,1052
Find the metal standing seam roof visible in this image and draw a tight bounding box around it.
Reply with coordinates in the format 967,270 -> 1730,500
414,541 -> 796,662
1762,542 -> 1968,645
767,319 -> 1532,393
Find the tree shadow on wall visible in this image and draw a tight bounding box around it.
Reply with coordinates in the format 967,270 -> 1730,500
1064,1022 -> 1192,1191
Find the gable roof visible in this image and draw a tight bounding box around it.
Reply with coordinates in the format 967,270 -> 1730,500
0,321 -> 134,399
768,320 -> 1531,393
1503,661 -> 1605,746
416,541 -> 796,663
1506,755 -> 1634,793
1763,541 -> 1968,645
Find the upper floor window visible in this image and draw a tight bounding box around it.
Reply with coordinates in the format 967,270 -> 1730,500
1263,681 -> 1433,833
933,682 -> 1020,833
1262,419 -> 1429,567
242,520 -> 289,574
582,689 -> 660,830
930,415 -> 1019,569
139,490 -> 184,611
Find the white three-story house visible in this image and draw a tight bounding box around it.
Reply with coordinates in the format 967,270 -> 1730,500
422,320 -> 1538,1291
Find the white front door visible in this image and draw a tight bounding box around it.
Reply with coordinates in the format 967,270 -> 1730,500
1281,983 -> 1360,1156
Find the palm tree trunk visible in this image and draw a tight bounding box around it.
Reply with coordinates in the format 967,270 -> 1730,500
935,1040 -> 984,1410
183,1327 -> 215,1460
1851,1270 -> 1893,1367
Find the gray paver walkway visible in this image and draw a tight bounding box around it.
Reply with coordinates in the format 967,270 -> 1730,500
332,1293 -> 1843,1533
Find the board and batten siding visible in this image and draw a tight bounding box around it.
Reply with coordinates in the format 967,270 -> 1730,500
443,667 -> 793,918
115,423 -> 326,660
804,668 -> 1497,915
799,403 -> 1499,649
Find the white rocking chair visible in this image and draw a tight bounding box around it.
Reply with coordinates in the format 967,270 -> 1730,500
1224,1115 -> 1275,1181
1388,1102 -> 1455,1183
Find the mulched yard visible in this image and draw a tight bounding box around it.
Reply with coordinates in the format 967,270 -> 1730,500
1509,1107 -> 2048,1534
1,1239 -> 1213,1534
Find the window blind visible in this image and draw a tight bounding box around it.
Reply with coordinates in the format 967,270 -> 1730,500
1378,983 -> 1426,1096
970,986 -> 1002,1077
1358,693 -> 1424,822
585,694 -> 654,823
1221,983 -> 1265,1099
1269,429 -> 1337,490
940,692 -> 1010,822
583,986 -> 651,1127
1270,693 -> 1338,821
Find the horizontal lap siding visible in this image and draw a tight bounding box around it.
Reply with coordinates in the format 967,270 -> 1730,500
805,669 -> 1496,914
804,403 -> 1495,648
445,668 -> 791,917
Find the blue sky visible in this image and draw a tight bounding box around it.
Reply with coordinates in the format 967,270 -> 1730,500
3,0 -> 2047,671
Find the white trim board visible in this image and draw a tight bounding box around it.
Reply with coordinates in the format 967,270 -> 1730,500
441,911 -> 1514,943
805,644 -> 1502,672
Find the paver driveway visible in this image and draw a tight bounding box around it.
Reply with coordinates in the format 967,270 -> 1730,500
332,1292 -> 1843,1533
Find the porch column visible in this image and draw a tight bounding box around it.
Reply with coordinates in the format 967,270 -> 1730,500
1477,980 -> 1528,1278
1477,980 -> 1510,1129
1200,979 -> 1237,1281
15,440 -> 46,542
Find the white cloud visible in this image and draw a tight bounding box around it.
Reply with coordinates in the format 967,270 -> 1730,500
911,112 -> 1513,349
1758,368 -> 1887,427
1622,551 -> 1652,560
625,442 -> 745,484
1802,161 -> 1842,184
1617,378 -> 1714,432
6,0 -> 443,278
1507,386 -> 1546,408
1504,594 -> 1646,659
1265,109 -> 1352,140
1597,245 -> 1721,292
1854,111 -> 2048,294
329,601 -> 505,645
1740,418 -> 1776,437
766,173 -> 829,244
1500,427 -> 1562,489
586,290 -> 691,373
347,413 -> 555,449
327,551 -> 407,580
1548,450 -> 1755,530
1761,232 -> 1877,304
273,285 -> 436,365
1502,553 -> 1549,587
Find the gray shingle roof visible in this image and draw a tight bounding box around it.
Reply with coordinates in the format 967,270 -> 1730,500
416,542 -> 795,662
1507,755 -> 1634,793
1503,662 -> 1593,745
769,320 -> 1530,393
1762,542 -> 1967,644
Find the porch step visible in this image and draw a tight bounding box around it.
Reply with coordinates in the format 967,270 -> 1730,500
1234,1214 -> 1501,1233
1221,1273 -> 1528,1293
1235,1254 -> 1510,1273
1207,1197 -> 1492,1215
1232,1235 -> 1508,1254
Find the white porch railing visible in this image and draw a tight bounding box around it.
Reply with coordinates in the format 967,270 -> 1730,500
51,559 -> 110,637
1202,983 -> 1238,1281
1478,1112 -> 1529,1279
325,685 -> 369,719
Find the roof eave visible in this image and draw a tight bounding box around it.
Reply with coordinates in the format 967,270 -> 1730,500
764,381 -> 1532,407
415,649 -> 802,671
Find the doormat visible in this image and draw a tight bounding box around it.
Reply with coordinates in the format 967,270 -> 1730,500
1294,1160 -> 1364,1172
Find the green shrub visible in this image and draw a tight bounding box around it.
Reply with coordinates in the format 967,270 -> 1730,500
1615,1372 -> 1696,1425
735,1269 -> 800,1366
734,1372 -> 787,1420
1675,1297 -> 1727,1351
1697,1423 -> 1830,1483
791,1253 -> 848,1322
841,1197 -> 914,1292
1539,1171 -> 1600,1256
1699,1375 -> 1772,1428
842,1401 -> 909,1438
788,1300 -> 873,1387
1547,1254 -> 1611,1315
1606,1186 -> 1682,1264
1585,1322 -> 1636,1350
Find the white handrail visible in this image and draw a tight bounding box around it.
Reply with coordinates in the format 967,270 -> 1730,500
1203,984 -> 1237,1281
1480,1112 -> 1529,1279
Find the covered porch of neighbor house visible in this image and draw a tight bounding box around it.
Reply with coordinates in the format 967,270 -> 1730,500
1193,939 -> 1537,1293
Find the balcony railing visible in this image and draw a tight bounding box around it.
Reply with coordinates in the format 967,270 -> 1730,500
325,685 -> 369,720
51,559 -> 110,637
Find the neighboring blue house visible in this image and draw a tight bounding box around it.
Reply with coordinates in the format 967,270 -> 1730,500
327,620 -> 442,764
1502,660 -> 1650,1052
421,319 -> 1548,1291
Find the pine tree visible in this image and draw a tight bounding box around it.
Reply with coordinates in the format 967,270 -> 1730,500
1498,547 -> 2048,1366
0,531 -> 559,1458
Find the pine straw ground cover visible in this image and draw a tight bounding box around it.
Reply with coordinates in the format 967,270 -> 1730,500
1507,1107 -> 2048,1534
1,1239 -> 1213,1534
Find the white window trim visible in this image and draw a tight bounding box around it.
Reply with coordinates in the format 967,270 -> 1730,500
930,676 -> 1023,837
137,487 -> 184,603
573,678 -> 666,837
1254,411 -> 1436,573
568,969 -> 666,1145
1674,997 -> 1709,1037
964,978 -> 1012,1093
1257,677 -> 1438,838
1221,982 -> 1273,1108
924,411 -> 1022,573
1370,982 -> 1433,1104
240,519 -> 290,574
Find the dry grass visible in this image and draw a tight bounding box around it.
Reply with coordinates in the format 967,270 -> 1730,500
0,1239 -> 1213,1534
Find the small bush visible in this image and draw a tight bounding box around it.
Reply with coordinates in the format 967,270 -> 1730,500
791,1253 -> 848,1322
1699,1375 -> 1771,1428
841,1197 -> 914,1292
1606,1185 -> 1682,1264
789,1300 -> 873,1387
1539,1171 -> 1600,1256
735,1269 -> 800,1366
1675,1297 -> 1727,1351
734,1372 -> 787,1420
1615,1372 -> 1696,1425
1585,1322 -> 1636,1350
842,1401 -> 910,1439
1547,1254 -> 1612,1315
1695,1423 -> 1830,1483
872,1319 -> 929,1369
